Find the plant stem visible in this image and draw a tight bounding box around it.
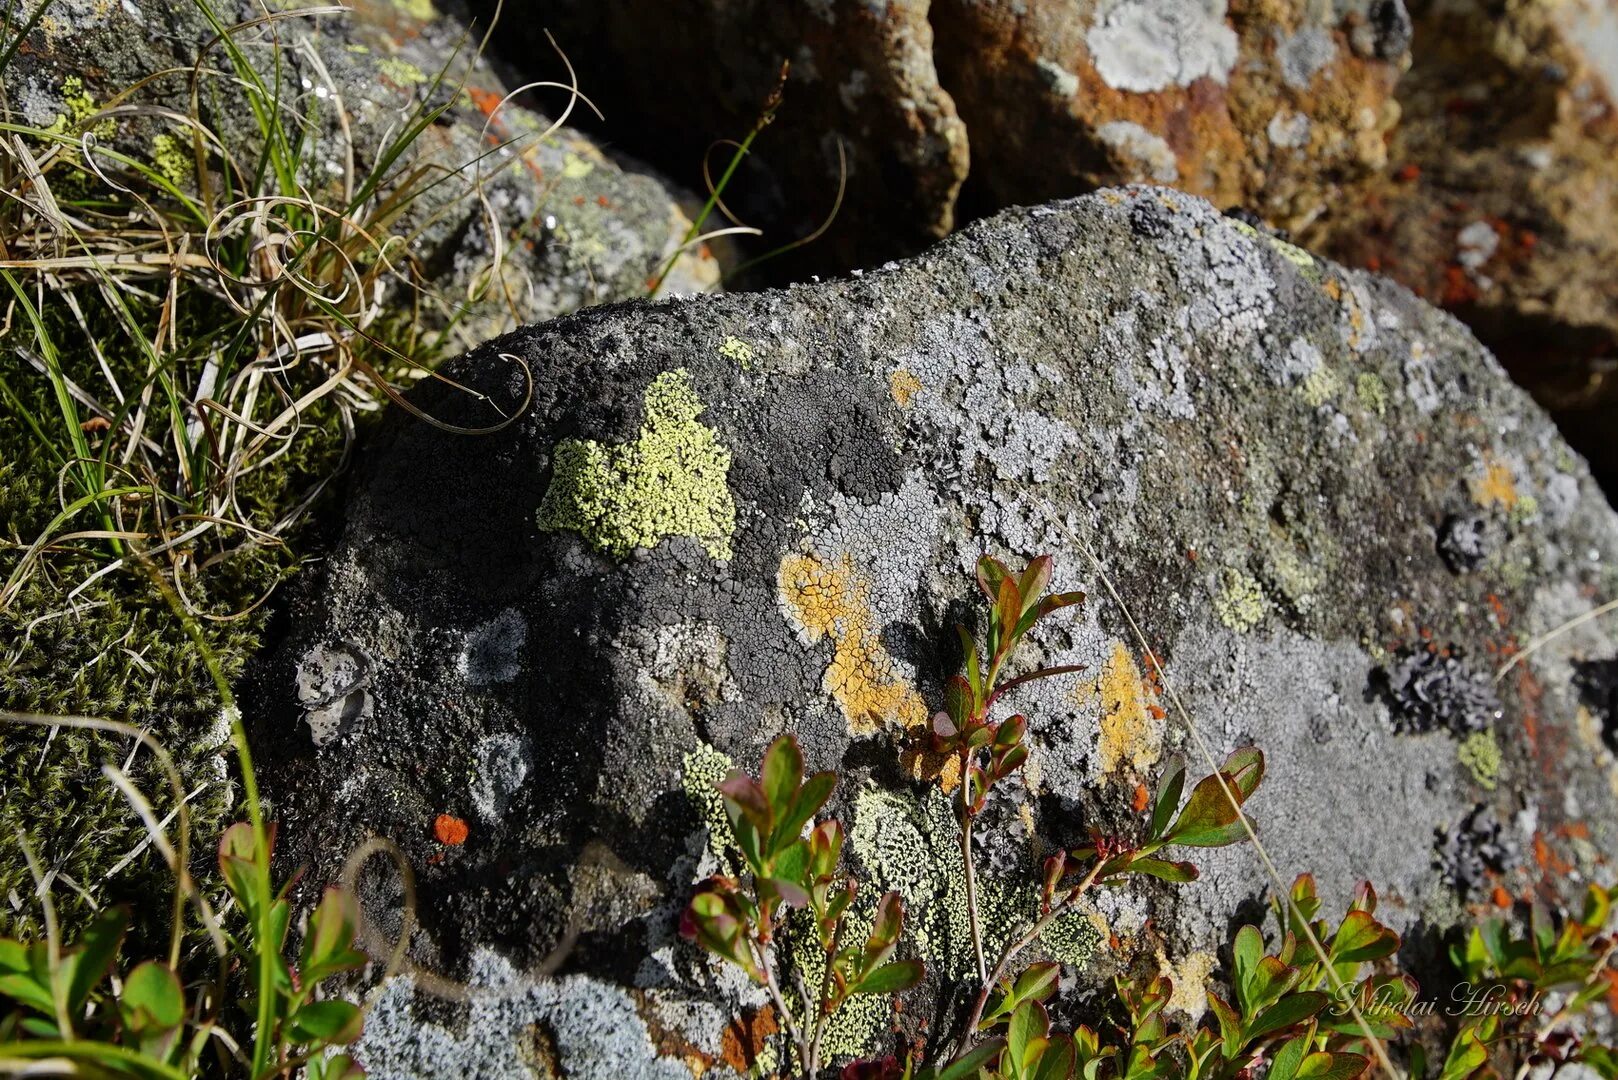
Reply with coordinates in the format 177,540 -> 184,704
807,919 -> 844,1078
961,809 -> 986,984
960,861 -> 1104,1047
755,937 -> 811,1078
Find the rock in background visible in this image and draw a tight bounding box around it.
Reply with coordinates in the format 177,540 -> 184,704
251,190 -> 1618,1075
473,0 -> 1618,491
2,0 -> 718,347
467,0 -> 970,274
1306,0 -> 1618,484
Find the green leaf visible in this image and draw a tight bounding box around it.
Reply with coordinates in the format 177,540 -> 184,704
1007,1000 -> 1052,1074
1232,925 -> 1265,1011
310,1054 -> 367,1080
120,965 -> 186,1036
0,939 -> 55,1016
761,735 -> 803,818
1331,911 -> 1399,966
958,624 -> 983,701
929,1039 -> 1006,1080
855,959 -> 924,995
978,556 -> 1012,603
773,772 -> 835,857
288,999 -> 364,1045
1149,764 -> 1185,841
63,906 -> 129,1013
1126,857 -> 1198,883
218,822 -> 262,909
870,891 -> 905,950
997,577 -> 1023,652
1296,1053 -> 1370,1080
1268,1035 -> 1311,1080
1222,748 -> 1265,800
1247,992 -> 1328,1042
945,674 -> 975,730
1018,556 -> 1054,611
1439,1028 -> 1489,1080
1032,1033 -> 1078,1080
301,889 -> 367,986
760,876 -> 811,909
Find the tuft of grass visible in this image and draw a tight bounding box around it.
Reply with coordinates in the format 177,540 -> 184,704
0,0 -> 575,943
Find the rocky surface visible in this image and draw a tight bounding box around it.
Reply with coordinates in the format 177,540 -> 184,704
250,189 -> 1618,1074
475,0 -> 969,276
1306,0 -> 1618,485
932,0 -> 1409,223
2,0 -> 717,346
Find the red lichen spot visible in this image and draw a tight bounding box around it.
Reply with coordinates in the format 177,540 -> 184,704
572,195 -> 586,207
596,194 -> 610,207
433,814 -> 469,846
1441,265 -> 1478,307
1132,783 -> 1150,813
1485,593 -> 1510,628
1518,229 -> 1537,251
1395,163 -> 1421,182
465,86 -> 503,120
1364,254 -> 1383,273
1186,547 -> 1198,562
1491,885 -> 1512,908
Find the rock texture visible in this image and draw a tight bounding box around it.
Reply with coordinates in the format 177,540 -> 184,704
1306,0 -> 1618,484
253,190 -> 1618,1074
472,0 -> 969,274
2,0 -> 717,347
932,0 -> 1409,221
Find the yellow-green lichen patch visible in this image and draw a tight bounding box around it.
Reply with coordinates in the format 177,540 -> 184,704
1355,372 -> 1388,416
1300,364 -> 1341,407
777,552 -> 929,740
680,741 -> 736,862
1095,642 -> 1164,777
1470,456 -> 1519,511
561,152 -> 595,180
150,133 -> 191,187
1214,567 -> 1267,632
377,56 -> 428,87
1457,731 -> 1501,791
392,0 -> 437,18
537,369 -> 736,561
782,906 -> 896,1062
719,336 -> 754,368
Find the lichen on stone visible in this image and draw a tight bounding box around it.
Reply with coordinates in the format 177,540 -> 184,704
718,336 -> 754,367
1095,641 -> 1165,777
537,368 -> 736,561
1457,730 -> 1501,790
681,741 -> 736,862
777,552 -> 928,738
1213,567 -> 1267,632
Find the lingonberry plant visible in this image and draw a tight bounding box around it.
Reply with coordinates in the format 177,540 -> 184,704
686,554 -> 1618,1080
682,734 -> 924,1078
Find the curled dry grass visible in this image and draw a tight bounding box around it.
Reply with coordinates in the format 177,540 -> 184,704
0,0 -> 583,621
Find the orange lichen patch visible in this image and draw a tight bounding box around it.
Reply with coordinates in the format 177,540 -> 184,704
778,552 -> 929,739
901,742 -> 963,792
632,990 -> 714,1077
465,85 -> 503,119
1491,885 -> 1512,909
1471,457 -> 1519,510
889,368 -> 923,408
1132,783 -> 1150,813
719,1005 -> 778,1073
433,814 -> 469,845
1095,642 -> 1164,777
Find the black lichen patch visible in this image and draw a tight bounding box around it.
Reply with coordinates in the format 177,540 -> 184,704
1436,513 -> 1490,574
1573,658 -> 1618,754
1371,646 -> 1502,735
1434,805 -> 1516,899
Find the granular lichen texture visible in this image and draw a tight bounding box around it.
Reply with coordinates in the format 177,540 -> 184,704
1095,642 -> 1165,776
537,368 -> 736,560
777,551 -> 929,737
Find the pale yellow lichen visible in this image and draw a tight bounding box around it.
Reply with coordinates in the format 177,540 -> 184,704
1457,731 -> 1501,791
718,336 -> 754,367
537,369 -> 736,561
778,552 -> 928,740
1355,372 -> 1388,416
1300,365 -> 1341,407
889,368 -> 922,408
1095,642 -> 1164,776
1157,948 -> 1218,1019
1214,568 -> 1267,633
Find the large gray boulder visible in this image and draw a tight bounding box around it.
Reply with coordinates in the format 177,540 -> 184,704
252,189 -> 1618,1076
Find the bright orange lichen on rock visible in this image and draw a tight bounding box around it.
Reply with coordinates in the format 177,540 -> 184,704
1095,642 -> 1164,777
1471,456 -> 1519,510
779,552 -> 929,738
433,813 -> 469,845
889,368 -> 923,408
719,1005 -> 778,1073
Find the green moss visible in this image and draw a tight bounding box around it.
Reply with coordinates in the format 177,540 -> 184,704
1457,731 -> 1501,791
537,369 -> 736,561
1213,568 -> 1267,633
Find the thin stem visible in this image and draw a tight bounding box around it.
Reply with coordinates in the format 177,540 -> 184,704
754,934 -> 811,1077
960,861 -> 1105,1048
961,807 -> 986,983
807,919 -> 845,1077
